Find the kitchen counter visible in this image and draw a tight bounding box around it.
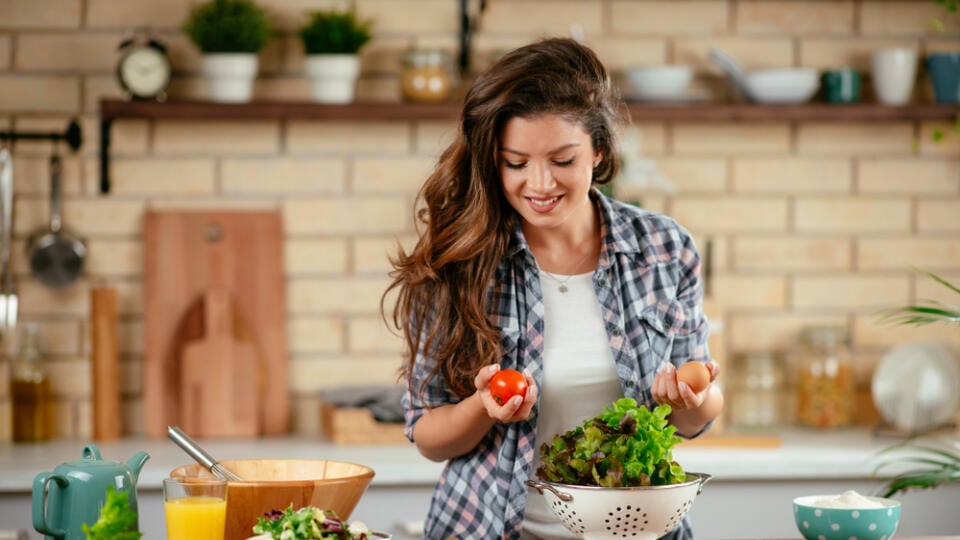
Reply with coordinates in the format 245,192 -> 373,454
3,428 -> 959,539
0,427 -> 937,492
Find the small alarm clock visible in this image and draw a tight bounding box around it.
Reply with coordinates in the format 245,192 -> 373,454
117,35 -> 171,100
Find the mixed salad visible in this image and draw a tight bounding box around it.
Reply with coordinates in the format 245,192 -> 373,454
249,505 -> 378,540
536,397 -> 686,487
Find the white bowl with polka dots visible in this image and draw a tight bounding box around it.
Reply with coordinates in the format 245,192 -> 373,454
793,495 -> 901,540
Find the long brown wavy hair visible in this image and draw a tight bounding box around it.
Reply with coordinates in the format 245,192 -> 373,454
383,37 -> 627,399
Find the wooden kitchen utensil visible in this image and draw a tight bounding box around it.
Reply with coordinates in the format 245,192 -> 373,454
144,210 -> 287,438
180,289 -> 261,437
91,286 -> 120,440
179,288 -> 260,438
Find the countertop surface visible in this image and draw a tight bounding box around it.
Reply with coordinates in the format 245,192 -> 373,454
0,427 -> 936,492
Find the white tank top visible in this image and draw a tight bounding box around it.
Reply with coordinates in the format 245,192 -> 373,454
523,269 -> 622,539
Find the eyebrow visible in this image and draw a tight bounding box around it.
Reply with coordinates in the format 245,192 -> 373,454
500,143 -> 580,157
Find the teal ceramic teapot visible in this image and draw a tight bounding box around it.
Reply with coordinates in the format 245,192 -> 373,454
32,444 -> 150,539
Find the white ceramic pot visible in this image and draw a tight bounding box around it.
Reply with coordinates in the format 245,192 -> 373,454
305,54 -> 360,104
202,53 -> 259,103
871,47 -> 917,105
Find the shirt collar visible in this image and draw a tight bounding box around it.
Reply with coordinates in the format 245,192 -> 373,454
505,188 -> 648,267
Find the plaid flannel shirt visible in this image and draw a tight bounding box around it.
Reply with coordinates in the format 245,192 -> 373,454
402,190 -> 711,540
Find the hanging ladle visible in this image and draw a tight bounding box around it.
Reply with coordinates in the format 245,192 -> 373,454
167,425 -> 242,481
26,153 -> 87,288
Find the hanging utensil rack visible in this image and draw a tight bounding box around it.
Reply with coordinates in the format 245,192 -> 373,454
0,119 -> 83,152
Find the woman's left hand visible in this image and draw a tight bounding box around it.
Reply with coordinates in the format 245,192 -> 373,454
652,361 -> 720,411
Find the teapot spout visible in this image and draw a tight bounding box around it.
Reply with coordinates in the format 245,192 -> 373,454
126,451 -> 150,480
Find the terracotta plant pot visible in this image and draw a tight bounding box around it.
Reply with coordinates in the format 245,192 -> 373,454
170,459 -> 375,540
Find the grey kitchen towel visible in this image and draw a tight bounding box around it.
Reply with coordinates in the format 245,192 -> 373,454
318,384 -> 405,423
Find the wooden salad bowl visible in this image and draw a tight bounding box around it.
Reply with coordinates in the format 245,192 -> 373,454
171,459 -> 375,540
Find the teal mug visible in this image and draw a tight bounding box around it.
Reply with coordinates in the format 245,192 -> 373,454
925,51 -> 960,104
822,68 -> 862,103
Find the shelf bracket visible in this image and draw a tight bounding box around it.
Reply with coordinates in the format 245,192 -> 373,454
99,118 -> 112,194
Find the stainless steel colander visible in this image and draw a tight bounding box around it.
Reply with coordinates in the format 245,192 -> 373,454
527,472 -> 711,540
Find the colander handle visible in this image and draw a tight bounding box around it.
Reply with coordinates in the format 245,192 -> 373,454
695,472 -> 713,494
525,479 -> 573,502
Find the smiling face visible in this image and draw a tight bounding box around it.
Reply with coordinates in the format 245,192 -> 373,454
499,114 -> 601,238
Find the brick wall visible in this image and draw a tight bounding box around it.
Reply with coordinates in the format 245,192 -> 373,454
0,0 -> 958,439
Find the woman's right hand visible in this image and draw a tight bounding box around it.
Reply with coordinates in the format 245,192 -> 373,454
474,364 -> 538,423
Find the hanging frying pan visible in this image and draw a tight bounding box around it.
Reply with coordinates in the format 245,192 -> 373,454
27,154 -> 86,288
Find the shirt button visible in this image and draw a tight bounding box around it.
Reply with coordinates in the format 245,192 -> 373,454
625,380 -> 635,388
611,327 -> 622,337
598,279 -> 608,287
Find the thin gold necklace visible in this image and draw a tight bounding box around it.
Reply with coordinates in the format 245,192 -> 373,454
538,248 -> 596,294
541,270 -> 578,294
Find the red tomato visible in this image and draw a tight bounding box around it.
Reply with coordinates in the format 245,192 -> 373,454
489,368 -> 528,405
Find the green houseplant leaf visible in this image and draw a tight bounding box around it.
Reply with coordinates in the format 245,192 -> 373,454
873,270 -> 960,497
876,269 -> 960,327
873,438 -> 960,497
183,0 -> 272,53
300,10 -> 373,55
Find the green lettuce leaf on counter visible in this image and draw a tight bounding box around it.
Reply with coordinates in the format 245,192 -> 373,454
82,486 -> 142,540
536,397 -> 685,487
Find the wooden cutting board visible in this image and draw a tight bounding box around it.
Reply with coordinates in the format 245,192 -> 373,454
179,288 -> 261,438
144,210 -> 287,439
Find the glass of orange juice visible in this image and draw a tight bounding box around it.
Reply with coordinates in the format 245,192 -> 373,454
163,476 -> 227,540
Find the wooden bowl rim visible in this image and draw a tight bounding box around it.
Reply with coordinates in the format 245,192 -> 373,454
170,458 -> 376,485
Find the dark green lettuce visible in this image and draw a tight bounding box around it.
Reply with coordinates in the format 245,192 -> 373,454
536,398 -> 686,487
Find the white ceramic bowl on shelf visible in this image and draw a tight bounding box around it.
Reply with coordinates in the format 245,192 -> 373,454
624,65 -> 693,101
709,48 -> 819,103
746,68 -> 820,103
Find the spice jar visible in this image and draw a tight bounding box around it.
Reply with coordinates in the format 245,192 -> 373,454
793,325 -> 855,429
11,324 -> 54,442
400,48 -> 454,103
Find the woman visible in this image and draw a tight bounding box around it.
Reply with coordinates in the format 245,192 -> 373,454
383,37 -> 723,540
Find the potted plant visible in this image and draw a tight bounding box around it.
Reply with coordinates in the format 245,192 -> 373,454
299,9 -> 373,103
183,0 -> 272,102
873,270 -> 960,496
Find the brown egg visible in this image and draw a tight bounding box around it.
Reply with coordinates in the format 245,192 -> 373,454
677,362 -> 710,393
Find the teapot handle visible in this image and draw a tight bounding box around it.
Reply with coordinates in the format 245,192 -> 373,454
32,473 -> 68,539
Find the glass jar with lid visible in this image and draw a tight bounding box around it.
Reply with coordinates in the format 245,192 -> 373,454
729,351 -> 785,429
400,48 -> 455,103
793,325 -> 855,429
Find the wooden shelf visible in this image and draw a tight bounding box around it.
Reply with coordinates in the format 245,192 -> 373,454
97,98 -> 960,193
101,98 -> 960,123
101,98 -> 462,122
624,101 -> 960,122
